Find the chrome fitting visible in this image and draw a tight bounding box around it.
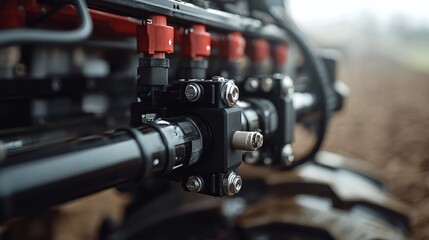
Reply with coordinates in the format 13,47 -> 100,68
224,172 -> 242,196
184,83 -> 202,102
232,131 -> 263,151
222,81 -> 239,107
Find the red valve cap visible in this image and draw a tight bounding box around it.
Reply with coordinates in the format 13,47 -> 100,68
220,32 -> 246,61
137,15 -> 174,55
181,24 -> 211,59
273,43 -> 288,65
247,38 -> 270,62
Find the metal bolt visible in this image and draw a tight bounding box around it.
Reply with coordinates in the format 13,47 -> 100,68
243,150 -> 260,164
186,176 -> 204,193
282,76 -> 294,96
260,77 -> 274,92
224,172 -> 242,196
263,157 -> 273,165
244,77 -> 259,92
184,83 -> 202,102
282,144 -> 295,166
222,81 -> 239,107
212,76 -> 225,81
232,131 -> 263,151
153,159 -> 160,166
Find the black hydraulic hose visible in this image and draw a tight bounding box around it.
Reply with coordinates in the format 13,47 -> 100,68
0,0 -> 93,46
262,1 -> 336,168
0,117 -> 203,222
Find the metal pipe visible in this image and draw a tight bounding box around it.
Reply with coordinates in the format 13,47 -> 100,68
0,117 -> 203,222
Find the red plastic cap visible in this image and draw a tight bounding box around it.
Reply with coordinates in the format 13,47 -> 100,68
136,15 -> 174,55
0,0 -> 26,29
181,24 -> 211,59
247,38 -> 270,62
174,27 -> 185,46
273,43 -> 288,65
220,32 -> 246,61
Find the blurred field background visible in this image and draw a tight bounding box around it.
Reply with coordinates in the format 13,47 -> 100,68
290,1 -> 429,239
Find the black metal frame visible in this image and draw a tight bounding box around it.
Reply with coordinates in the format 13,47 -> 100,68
87,0 -> 288,42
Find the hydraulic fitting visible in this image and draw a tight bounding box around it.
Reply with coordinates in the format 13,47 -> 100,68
246,38 -> 270,75
136,15 -> 174,57
219,32 -> 246,61
136,15 -> 174,86
272,42 -> 288,72
232,131 -> 264,151
224,171 -> 242,196
181,24 -> 211,59
215,32 -> 246,82
247,38 -> 270,62
239,74 -> 295,166
180,24 -> 211,79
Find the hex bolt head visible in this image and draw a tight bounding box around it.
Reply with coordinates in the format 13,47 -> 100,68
244,77 -> 259,92
260,77 -> 274,92
184,83 -> 202,102
186,176 -> 204,193
232,131 -> 263,151
224,172 -> 242,196
222,81 -> 239,107
282,144 -> 295,166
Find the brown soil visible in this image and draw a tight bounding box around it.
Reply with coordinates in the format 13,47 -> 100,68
322,36 -> 429,240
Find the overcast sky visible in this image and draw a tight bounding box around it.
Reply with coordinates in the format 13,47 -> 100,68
289,0 -> 429,27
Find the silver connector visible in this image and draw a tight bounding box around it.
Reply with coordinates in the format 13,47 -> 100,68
224,172 -> 242,196
281,75 -> 294,96
222,81 -> 239,107
184,83 -> 202,102
186,176 -> 204,193
232,131 -> 263,151
260,77 -> 274,92
244,77 -> 259,92
282,144 -> 295,166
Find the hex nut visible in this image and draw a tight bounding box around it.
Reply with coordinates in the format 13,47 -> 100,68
222,81 -> 239,107
184,83 -> 202,102
186,176 -> 204,192
224,172 -> 242,196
